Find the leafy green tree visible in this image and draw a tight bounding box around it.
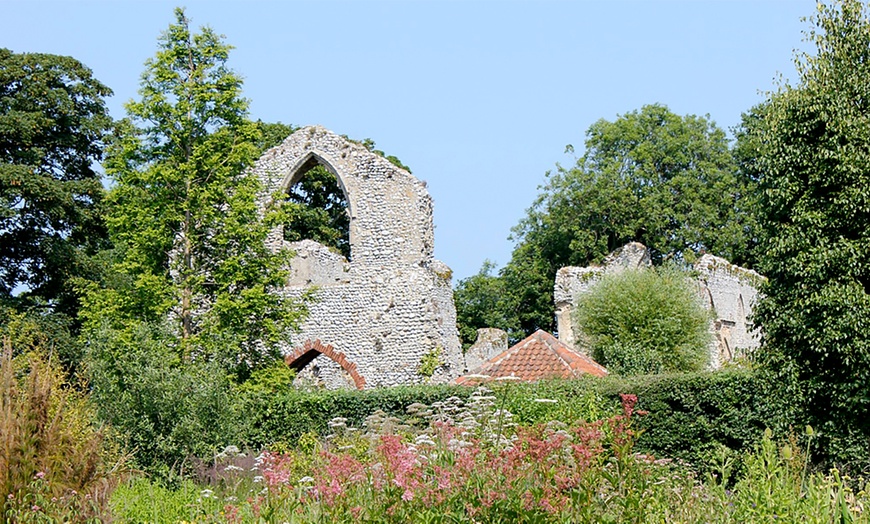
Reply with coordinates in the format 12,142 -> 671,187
0,49 -> 113,317
573,267 -> 711,375
82,8 -> 303,380
453,260 -> 521,347
456,104 -> 755,340
753,0 -> 870,466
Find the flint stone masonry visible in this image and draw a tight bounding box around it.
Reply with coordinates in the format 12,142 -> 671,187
464,328 -> 509,373
252,126 -> 463,389
694,254 -> 763,367
554,243 -> 762,368
554,242 -> 651,349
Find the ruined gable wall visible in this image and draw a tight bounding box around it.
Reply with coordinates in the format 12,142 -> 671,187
554,243 -> 761,369
251,126 -> 462,388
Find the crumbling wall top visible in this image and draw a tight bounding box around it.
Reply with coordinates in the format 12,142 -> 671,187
253,125 -> 435,267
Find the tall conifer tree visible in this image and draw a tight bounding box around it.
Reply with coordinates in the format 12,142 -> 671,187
85,8 -> 302,379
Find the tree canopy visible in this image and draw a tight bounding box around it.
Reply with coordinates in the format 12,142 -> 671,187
753,0 -> 870,466
0,49 -> 113,316
456,104 -> 757,342
82,8 -> 303,380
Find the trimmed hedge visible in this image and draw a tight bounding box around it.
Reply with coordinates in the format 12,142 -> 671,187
237,369 -> 771,471
238,384 -> 467,449
621,370 -> 770,469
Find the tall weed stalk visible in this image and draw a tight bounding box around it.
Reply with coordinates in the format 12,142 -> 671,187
0,338 -> 120,523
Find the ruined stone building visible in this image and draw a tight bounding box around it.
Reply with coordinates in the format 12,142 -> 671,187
252,126 -> 464,388
554,243 -> 763,368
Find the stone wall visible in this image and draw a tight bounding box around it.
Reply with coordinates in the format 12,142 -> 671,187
694,254 -> 763,367
463,328 -> 509,373
554,243 -> 762,368
554,242 -> 651,349
252,126 -> 463,388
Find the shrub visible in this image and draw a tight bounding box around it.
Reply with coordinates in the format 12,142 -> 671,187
235,370 -> 769,474
573,266 -> 712,375
1,339 -> 119,523
85,321 -> 238,477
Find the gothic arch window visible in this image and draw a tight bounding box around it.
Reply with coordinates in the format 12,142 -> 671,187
281,153 -> 352,260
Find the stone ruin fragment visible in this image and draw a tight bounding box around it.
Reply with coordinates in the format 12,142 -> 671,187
253,126 -> 463,388
554,242 -> 763,368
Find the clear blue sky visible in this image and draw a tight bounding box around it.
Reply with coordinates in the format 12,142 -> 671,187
2,0 -> 811,282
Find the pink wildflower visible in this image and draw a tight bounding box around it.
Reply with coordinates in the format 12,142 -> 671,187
620,393 -> 638,418
377,435 -> 422,497
224,504 -> 241,524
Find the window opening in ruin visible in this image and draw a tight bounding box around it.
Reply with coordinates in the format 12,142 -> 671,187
282,157 -> 351,260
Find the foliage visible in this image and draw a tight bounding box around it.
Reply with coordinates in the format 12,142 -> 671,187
752,0 -> 870,470
352,136 -> 412,173
0,48 -> 113,318
417,346 -> 443,378
252,120 -> 297,152
1,338 -> 119,523
237,383 -> 465,452
84,321 -> 238,476
457,104 -> 756,339
573,267 -> 712,375
235,370 -> 770,474
112,386 -> 867,523
234,358 -> 296,396
84,8 -> 305,381
0,306 -> 81,376
453,260 -> 522,347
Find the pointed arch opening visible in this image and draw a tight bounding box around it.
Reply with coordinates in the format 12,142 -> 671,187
284,339 -> 366,390
281,153 -> 352,260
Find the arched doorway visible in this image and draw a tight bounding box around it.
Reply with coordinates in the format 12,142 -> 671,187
284,339 -> 366,390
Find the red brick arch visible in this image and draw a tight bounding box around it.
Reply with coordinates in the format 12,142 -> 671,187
284,339 -> 366,390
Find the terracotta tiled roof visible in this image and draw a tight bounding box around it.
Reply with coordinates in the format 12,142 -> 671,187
455,330 -> 607,385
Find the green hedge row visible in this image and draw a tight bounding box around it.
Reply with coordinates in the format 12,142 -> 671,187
237,369 -> 771,470
238,383 -> 466,449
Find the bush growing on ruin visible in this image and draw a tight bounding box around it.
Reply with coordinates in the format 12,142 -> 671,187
573,267 -> 711,375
